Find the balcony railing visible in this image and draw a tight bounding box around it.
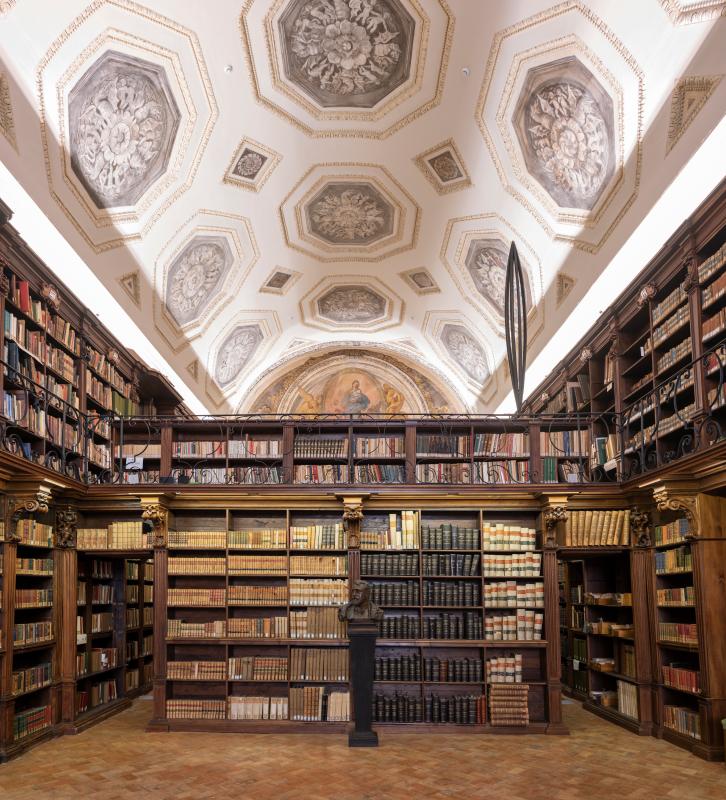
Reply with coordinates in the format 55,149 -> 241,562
1,338 -> 725,488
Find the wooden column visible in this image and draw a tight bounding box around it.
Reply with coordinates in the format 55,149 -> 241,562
630,507 -> 655,735
340,495 -> 366,590
140,500 -> 169,732
542,499 -> 568,734
54,506 -> 78,727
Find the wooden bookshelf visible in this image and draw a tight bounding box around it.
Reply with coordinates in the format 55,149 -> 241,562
648,492 -> 726,760
147,499 -> 563,735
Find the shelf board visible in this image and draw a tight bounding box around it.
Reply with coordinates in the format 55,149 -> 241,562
657,639 -> 699,651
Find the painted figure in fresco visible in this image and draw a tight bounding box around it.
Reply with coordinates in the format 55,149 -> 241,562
383,383 -> 404,414
342,379 -> 370,414
297,388 -> 321,415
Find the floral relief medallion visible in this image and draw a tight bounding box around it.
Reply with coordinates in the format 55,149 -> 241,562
215,324 -> 264,387
165,236 -> 233,326
513,57 -> 615,211
463,238 -> 532,316
233,148 -> 268,179
428,152 -> 461,182
68,51 -> 180,209
279,0 -> 415,108
440,323 -> 489,384
305,181 -> 394,244
317,285 -> 387,323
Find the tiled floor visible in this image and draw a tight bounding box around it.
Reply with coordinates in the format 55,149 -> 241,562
1,698 -> 724,800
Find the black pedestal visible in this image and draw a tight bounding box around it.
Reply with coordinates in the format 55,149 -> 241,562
348,619 -> 378,747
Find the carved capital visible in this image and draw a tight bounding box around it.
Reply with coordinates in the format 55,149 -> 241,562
339,495 -> 366,549
55,505 -> 78,548
108,348 -> 120,366
141,502 -> 168,548
630,507 -> 651,548
580,347 -> 593,363
543,506 -> 568,548
0,272 -> 9,298
40,281 -> 61,311
539,391 -> 550,404
6,487 -> 52,541
653,487 -> 698,538
682,262 -> 699,295
637,282 -> 656,307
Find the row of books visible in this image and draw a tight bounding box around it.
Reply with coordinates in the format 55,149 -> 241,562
420,524 -> 478,551
361,511 -> 418,550
289,687 -> 350,721
425,657 -> 483,684
77,522 -> 150,550
294,435 -> 348,459
228,656 -> 287,681
290,523 -> 346,550
167,588 -> 226,607
76,680 -> 118,714
540,429 -> 590,457
290,648 -> 349,682
370,581 -> 419,606
355,435 -> 404,457
13,704 -> 52,742
617,680 -> 639,720
702,307 -> 726,342
354,463 -> 406,483
293,464 -> 348,483
77,647 -> 118,676
372,693 -> 485,724
483,582 -> 544,608
474,432 -> 529,457
91,584 -> 114,604
697,240 -> 726,285
15,557 -> 53,575
485,611 -> 543,641
290,608 -> 347,639
474,460 -> 530,483
416,434 -> 471,457
289,578 -> 348,606
229,696 -> 288,720
290,555 -> 347,576
657,586 -> 695,606
662,664 -> 700,693
13,621 -> 53,646
654,518 -> 690,545
486,654 -> 524,683
376,654 -> 421,681
15,588 -> 52,607
169,616 -> 288,639
663,704 -> 701,740
482,524 -> 537,552
652,281 -> 687,325
15,520 -> 54,547
655,547 -> 692,574
167,660 -> 226,680
656,336 -> 691,375
564,509 -> 631,547
658,622 -> 698,645
482,553 -> 542,577
423,553 -> 480,576
12,662 -> 52,695
228,585 -> 287,605
422,581 -> 480,607
489,684 -> 529,727
653,304 -> 690,348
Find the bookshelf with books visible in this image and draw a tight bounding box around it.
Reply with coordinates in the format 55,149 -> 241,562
558,559 -> 588,699
648,492 -> 726,760
363,506 -> 554,732
0,509 -> 59,761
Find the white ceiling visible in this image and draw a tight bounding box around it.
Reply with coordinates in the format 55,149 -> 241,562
0,0 -> 724,413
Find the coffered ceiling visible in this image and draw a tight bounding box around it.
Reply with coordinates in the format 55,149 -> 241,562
0,0 -> 724,413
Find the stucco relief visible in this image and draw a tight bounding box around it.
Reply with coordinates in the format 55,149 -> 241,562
305,181 -> 394,244
215,324 -> 264,387
464,238 -> 532,315
165,236 -> 232,326
440,323 -> 489,384
279,0 -> 415,108
68,51 -> 180,209
317,285 -> 387,323
513,56 -> 615,211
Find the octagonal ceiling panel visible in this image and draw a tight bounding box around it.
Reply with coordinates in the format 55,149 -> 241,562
240,0 -> 453,138
37,1 -> 217,253
440,213 -> 543,335
300,275 -> 402,331
476,4 -> 643,253
153,210 -> 260,353
280,163 -> 419,260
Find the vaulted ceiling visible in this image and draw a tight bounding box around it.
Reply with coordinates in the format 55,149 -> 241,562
0,0 -> 724,413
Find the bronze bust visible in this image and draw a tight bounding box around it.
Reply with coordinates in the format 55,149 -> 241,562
338,580 -> 384,623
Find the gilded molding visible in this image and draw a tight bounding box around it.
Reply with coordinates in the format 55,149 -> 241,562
658,0 -> 726,24
0,72 -> 18,151
413,138 -> 472,195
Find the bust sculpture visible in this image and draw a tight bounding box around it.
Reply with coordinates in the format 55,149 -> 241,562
338,580 -> 383,623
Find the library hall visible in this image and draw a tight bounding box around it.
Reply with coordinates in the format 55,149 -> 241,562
1,0 -> 726,797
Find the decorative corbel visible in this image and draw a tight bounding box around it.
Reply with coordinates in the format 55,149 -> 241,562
653,487 -> 698,538
339,495 -> 366,549
637,282 -> 656,307
40,281 -> 61,311
141,502 -> 168,548
55,505 -> 78,548
0,272 -> 9,297
681,253 -> 699,295
630,507 -> 651,548
580,347 -> 593,363
543,505 -> 568,549
6,487 -> 52,542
